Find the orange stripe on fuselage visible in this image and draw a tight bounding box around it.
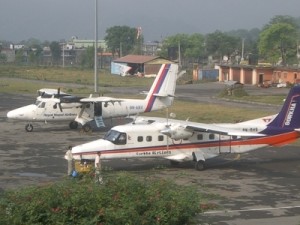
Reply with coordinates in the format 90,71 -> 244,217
73,131 -> 300,157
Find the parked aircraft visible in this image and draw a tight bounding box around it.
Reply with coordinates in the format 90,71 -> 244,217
7,63 -> 178,132
71,86 -> 300,170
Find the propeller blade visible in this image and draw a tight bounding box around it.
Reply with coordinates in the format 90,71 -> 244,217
58,103 -> 63,112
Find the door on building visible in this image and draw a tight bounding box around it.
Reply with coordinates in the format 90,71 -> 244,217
259,74 -> 264,84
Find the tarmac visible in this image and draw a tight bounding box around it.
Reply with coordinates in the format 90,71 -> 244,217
1,82 -> 300,224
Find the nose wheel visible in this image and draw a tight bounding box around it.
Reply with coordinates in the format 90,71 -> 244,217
195,160 -> 205,171
69,121 -> 79,130
25,124 -> 33,132
81,124 -> 92,133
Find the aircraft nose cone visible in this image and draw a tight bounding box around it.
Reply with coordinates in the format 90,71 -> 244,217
7,110 -> 17,119
7,105 -> 36,120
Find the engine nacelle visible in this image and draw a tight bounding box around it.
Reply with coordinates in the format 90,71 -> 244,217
161,124 -> 194,140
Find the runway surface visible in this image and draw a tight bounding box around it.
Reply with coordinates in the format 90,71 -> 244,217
1,83 -> 300,224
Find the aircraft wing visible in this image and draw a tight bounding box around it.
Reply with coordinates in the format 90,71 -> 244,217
80,96 -> 123,104
132,116 -> 265,137
185,123 -> 265,137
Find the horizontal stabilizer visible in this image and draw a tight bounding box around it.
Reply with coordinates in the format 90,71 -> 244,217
153,93 -> 176,97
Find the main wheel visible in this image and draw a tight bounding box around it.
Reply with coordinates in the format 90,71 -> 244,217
195,160 -> 205,171
82,124 -> 92,133
69,121 -> 78,129
25,124 -> 33,132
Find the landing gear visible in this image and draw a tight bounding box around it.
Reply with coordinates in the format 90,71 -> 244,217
195,160 -> 205,171
69,121 -> 78,130
25,124 -> 33,132
82,124 -> 92,133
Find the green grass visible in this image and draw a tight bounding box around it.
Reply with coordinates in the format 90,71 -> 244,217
0,65 -> 154,87
142,100 -> 272,123
223,95 -> 286,105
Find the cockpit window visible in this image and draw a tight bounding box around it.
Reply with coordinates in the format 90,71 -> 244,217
104,130 -> 127,145
35,101 -> 45,108
39,102 -> 46,108
35,100 -> 41,106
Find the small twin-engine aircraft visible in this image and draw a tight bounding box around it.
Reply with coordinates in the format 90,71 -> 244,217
71,85 -> 300,170
7,63 -> 178,132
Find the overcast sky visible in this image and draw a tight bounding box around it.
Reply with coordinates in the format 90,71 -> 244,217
1,0 -> 300,43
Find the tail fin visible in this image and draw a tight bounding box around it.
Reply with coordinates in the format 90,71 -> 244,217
144,64 -> 178,112
266,86 -> 300,130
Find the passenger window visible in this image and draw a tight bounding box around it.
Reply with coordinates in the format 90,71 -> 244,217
158,135 -> 164,141
146,136 -> 152,142
209,134 -> 215,140
137,136 -> 143,142
197,134 -> 203,140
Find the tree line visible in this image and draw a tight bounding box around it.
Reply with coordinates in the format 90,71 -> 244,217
1,15 -> 300,68
104,15 -> 300,67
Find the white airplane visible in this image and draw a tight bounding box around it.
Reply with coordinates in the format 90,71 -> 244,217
71,86 -> 300,171
7,63 -> 178,132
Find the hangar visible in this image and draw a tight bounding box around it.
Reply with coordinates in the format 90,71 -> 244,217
111,54 -> 174,76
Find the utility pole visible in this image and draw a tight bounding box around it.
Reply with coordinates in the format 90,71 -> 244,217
178,41 -> 181,68
94,0 -> 98,93
241,38 -> 245,62
62,43 -> 65,68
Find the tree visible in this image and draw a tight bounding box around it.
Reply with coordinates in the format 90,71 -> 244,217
49,41 -> 61,65
160,34 -> 189,60
184,33 -> 206,64
105,26 -> 137,57
263,15 -> 299,30
15,49 -> 25,64
0,53 -> 7,63
205,31 -> 239,63
159,33 -> 206,67
80,46 -> 94,68
258,22 -> 298,65
226,28 -> 260,64
28,44 -> 43,65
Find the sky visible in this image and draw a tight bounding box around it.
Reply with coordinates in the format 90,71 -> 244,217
1,0 -> 300,43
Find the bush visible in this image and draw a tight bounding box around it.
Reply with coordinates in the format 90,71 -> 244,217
218,87 -> 248,97
0,172 -> 202,225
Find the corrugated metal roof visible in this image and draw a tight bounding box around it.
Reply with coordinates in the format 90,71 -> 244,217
113,54 -> 160,64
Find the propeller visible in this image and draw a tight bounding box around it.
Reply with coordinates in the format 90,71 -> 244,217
53,88 -> 63,112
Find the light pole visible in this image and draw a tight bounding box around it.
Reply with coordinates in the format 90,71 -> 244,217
62,43 -> 65,68
94,0 -> 98,93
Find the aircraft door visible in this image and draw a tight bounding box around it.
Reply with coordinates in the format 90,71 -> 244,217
36,101 -> 46,117
218,134 -> 231,154
94,102 -> 102,117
